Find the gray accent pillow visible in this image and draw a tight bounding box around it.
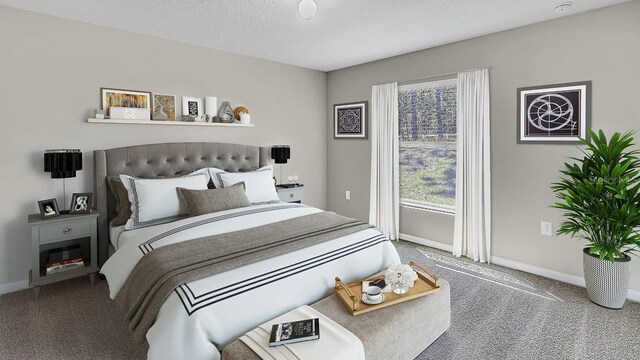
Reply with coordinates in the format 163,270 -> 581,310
107,176 -> 132,227
177,182 -> 251,217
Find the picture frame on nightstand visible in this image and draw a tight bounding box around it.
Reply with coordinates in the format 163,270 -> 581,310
37,198 -> 60,219
69,193 -> 93,215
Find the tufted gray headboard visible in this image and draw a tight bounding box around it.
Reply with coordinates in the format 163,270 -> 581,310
94,142 -> 272,266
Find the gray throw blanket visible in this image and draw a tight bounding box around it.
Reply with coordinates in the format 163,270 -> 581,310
115,211 -> 371,343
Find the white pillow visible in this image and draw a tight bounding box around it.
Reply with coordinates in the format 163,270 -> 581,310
189,168 -> 212,184
212,166 -> 279,204
208,165 -> 272,189
120,174 -> 208,230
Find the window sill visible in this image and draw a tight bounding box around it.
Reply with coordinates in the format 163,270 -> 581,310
400,202 -> 455,216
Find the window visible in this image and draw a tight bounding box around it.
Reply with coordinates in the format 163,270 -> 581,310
398,78 -> 457,214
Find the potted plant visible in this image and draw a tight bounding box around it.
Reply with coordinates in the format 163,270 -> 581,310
552,129 -> 640,309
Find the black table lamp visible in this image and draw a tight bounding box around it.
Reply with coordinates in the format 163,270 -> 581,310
44,149 -> 82,212
271,145 -> 290,184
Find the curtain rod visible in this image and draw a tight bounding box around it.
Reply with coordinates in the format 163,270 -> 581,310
372,66 -> 491,87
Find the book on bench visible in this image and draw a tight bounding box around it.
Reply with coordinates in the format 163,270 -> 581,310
269,318 -> 320,347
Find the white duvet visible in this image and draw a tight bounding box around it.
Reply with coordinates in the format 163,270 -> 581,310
101,203 -> 400,360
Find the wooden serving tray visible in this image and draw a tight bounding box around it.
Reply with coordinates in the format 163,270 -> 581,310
335,261 -> 441,316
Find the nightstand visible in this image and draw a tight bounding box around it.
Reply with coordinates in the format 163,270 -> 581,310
276,184 -> 304,203
27,212 -> 99,299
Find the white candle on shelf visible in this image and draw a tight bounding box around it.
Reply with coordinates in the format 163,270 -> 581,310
240,113 -> 251,124
205,97 -> 218,117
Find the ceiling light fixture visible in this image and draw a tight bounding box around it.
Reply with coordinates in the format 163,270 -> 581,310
298,0 -> 318,20
554,2 -> 573,14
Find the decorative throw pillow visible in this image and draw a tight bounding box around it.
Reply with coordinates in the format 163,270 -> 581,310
107,176 -> 132,227
120,174 -> 209,230
208,166 -> 269,189
177,182 -> 251,217
210,166 -> 279,204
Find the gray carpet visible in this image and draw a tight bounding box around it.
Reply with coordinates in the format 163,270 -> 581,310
1,241 -> 638,359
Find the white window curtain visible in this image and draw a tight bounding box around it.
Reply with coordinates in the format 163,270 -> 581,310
453,69 -> 492,262
369,82 -> 400,240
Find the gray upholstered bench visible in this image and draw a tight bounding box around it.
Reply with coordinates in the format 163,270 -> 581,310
222,279 -> 450,360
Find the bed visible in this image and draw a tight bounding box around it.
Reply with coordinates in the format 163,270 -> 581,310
94,142 -> 400,360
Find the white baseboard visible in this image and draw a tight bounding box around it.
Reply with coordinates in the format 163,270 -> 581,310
399,233 -> 640,303
400,233 -> 453,252
0,279 -> 28,295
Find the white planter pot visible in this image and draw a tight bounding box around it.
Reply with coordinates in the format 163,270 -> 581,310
582,247 -> 630,309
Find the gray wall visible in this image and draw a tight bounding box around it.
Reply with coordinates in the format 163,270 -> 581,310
0,7 -> 327,288
327,1 -> 640,292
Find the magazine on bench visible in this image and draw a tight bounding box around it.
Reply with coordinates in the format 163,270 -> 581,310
269,318 -> 320,346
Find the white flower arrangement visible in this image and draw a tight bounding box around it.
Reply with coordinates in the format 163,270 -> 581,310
383,263 -> 419,289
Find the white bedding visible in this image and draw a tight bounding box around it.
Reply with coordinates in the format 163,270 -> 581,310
101,203 -> 400,360
108,223 -> 126,250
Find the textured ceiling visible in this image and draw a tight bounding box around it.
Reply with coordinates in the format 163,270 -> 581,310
0,0 -> 630,71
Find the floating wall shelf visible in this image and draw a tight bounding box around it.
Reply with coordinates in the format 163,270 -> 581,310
87,118 -> 255,128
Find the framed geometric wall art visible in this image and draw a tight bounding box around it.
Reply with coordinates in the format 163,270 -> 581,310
517,81 -> 591,144
334,101 -> 368,139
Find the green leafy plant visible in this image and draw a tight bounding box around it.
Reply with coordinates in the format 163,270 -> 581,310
552,129 -> 640,262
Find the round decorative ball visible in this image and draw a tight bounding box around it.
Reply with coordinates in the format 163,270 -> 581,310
234,106 -> 249,120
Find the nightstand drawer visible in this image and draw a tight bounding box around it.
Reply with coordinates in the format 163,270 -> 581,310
277,188 -> 303,203
39,219 -> 91,243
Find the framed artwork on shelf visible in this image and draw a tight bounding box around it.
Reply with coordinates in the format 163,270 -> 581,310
152,94 -> 176,121
37,198 -> 60,219
517,81 -> 591,144
69,193 -> 93,215
334,101 -> 368,139
101,88 -> 152,117
182,96 -> 203,117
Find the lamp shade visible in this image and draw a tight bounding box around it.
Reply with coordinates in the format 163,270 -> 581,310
44,149 -> 82,178
271,145 -> 290,164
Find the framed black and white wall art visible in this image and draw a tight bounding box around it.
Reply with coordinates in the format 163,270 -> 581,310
334,101 -> 368,139
517,81 -> 591,144
182,96 -> 203,117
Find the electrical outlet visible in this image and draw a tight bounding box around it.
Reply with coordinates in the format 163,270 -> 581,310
345,190 -> 351,200
541,221 -> 553,236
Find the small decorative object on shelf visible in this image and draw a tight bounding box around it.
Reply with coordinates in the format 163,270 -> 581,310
234,106 -> 249,120
219,101 -> 234,123
181,114 -> 205,122
110,106 -> 151,120
205,96 -> 218,122
384,263 -> 419,295
94,109 -> 105,119
235,106 -> 251,124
